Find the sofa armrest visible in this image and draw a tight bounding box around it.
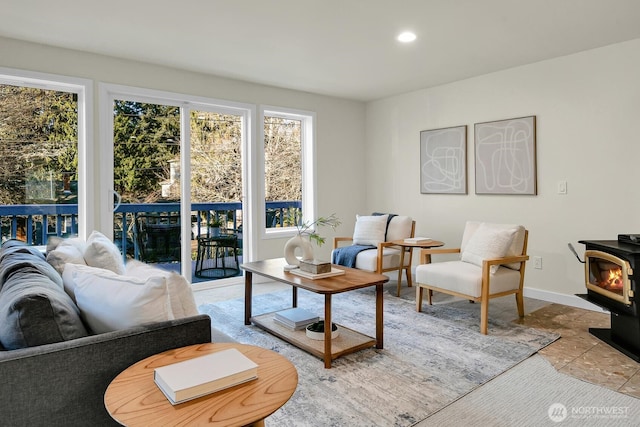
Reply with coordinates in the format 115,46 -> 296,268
0,314 -> 213,427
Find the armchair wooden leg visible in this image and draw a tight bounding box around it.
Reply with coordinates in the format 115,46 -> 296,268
406,267 -> 412,288
427,289 -> 433,305
416,286 -> 423,312
515,292 -> 525,317
480,299 -> 489,335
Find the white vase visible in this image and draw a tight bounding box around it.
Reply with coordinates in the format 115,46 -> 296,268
284,235 -> 314,266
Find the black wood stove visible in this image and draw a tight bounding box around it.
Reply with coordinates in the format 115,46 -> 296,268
578,237 -> 640,361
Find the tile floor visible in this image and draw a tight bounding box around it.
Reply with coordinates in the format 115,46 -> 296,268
194,279 -> 640,400
518,303 -> 640,399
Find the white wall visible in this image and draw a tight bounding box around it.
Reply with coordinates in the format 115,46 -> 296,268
365,38 -> 640,307
0,36 -> 367,262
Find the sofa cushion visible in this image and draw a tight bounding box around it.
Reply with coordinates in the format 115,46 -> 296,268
70,265 -> 173,334
46,240 -> 87,275
352,214 -> 388,246
0,270 -> 88,350
83,230 -> 126,275
125,260 -> 199,318
61,263 -> 108,303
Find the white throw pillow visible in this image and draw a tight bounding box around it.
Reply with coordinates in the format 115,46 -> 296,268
83,230 -> 126,275
72,267 -> 173,334
352,214 -> 389,246
125,260 -> 199,318
61,263 -> 116,303
47,240 -> 87,275
461,223 -> 517,274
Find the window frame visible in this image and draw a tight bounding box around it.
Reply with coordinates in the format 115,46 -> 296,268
99,83 -> 255,278
0,67 -> 93,238
259,105 -> 316,240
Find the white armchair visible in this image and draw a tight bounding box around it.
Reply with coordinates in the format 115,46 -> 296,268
415,221 -> 529,335
332,214 -> 415,296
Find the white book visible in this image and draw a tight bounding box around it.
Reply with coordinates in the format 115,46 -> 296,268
154,348 -> 258,405
404,237 -> 433,244
288,267 -> 345,280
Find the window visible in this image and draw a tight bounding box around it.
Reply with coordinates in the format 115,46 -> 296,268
260,107 -> 315,237
0,68 -> 91,243
100,83 -> 252,283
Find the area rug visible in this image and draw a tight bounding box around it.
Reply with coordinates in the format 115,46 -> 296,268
198,288 -> 559,426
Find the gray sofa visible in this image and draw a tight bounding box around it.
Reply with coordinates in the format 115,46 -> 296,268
0,315 -> 213,426
0,240 -> 229,426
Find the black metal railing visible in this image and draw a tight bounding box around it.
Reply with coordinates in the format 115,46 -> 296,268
0,201 -> 302,260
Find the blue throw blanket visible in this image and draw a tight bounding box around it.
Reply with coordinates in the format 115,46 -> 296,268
332,244 -> 375,268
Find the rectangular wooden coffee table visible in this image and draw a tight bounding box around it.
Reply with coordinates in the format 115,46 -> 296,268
241,258 -> 389,368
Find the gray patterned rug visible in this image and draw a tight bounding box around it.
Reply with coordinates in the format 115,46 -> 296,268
199,288 -> 559,426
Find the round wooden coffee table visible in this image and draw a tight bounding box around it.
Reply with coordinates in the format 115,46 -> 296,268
104,343 -> 298,427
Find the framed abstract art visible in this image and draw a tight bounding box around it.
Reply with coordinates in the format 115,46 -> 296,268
474,116 -> 537,195
419,125 -> 467,194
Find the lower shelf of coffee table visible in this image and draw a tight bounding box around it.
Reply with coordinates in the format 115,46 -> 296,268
251,312 -> 376,361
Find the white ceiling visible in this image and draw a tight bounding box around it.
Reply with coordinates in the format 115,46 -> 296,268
2,0 -> 640,101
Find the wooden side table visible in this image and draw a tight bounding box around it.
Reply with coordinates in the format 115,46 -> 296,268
104,343 -> 297,427
388,239 -> 444,296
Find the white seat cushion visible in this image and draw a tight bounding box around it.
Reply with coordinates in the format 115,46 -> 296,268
353,247 -> 409,271
415,260 -> 522,298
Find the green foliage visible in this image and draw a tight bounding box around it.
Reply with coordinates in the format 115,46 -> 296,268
0,86 -> 304,211
287,211 -> 341,246
113,101 -> 180,202
0,85 -> 78,204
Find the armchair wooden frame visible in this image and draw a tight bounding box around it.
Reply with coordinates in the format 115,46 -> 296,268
334,221 -> 416,296
416,230 -> 529,335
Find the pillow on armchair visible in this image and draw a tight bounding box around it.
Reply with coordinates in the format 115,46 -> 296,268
460,223 -> 518,274
352,214 -> 389,245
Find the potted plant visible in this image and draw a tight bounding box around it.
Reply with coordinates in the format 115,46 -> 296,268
288,211 -> 341,247
208,217 -> 224,236
283,211 -> 341,266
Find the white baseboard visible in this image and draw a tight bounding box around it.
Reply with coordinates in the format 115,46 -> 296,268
523,287 -> 607,313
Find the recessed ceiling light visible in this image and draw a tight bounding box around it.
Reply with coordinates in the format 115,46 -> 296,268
397,31 -> 417,43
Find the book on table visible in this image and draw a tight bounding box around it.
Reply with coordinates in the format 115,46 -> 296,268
274,307 -> 319,330
154,348 -> 258,405
288,267 -> 345,280
403,237 -> 433,244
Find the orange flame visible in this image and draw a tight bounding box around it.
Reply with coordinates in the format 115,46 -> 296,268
604,268 -> 623,290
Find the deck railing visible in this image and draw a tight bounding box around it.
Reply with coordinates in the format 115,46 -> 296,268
0,201 -> 301,258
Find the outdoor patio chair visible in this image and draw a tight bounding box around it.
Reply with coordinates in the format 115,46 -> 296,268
135,214 -> 181,263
